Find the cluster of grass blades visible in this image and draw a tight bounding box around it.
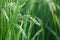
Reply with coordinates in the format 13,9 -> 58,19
0,0 -> 60,40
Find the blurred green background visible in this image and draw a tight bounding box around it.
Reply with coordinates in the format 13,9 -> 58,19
0,0 -> 60,40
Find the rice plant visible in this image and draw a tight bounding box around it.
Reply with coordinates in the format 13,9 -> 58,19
0,0 -> 60,40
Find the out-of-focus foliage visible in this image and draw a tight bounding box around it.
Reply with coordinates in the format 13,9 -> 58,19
0,0 -> 60,40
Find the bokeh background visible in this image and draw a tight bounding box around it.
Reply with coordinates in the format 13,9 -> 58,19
0,0 -> 60,40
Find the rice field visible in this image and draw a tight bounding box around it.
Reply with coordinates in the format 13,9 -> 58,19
0,0 -> 60,40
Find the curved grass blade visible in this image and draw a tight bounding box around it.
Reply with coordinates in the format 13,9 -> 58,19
31,29 -> 43,40
14,23 -> 27,39
2,8 -> 9,21
46,25 -> 60,40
